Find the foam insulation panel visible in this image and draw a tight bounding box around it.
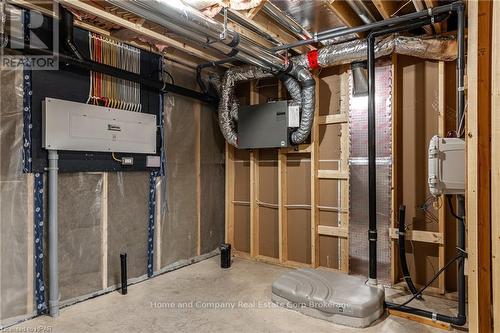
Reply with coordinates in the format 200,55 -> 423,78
0,65 -> 32,324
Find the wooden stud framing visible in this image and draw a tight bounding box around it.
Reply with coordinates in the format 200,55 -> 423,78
437,61 -> 446,294
225,143 -> 235,246
467,1 -> 493,331
195,103 -> 201,256
388,309 -> 451,330
492,0 -> 500,331
249,81 -> 260,258
311,76 -> 320,268
371,0 -> 399,19
390,54 -> 399,285
278,149 -> 287,263
389,228 -> 443,245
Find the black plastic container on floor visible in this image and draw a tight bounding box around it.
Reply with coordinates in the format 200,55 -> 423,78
220,243 -> 231,268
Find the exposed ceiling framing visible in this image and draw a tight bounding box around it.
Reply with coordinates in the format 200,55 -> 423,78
10,0 -> 451,69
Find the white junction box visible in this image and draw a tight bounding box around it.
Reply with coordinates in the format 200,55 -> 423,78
42,98 -> 157,154
428,135 -> 465,196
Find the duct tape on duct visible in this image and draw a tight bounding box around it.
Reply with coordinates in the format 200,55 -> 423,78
349,58 -> 392,283
0,63 -> 34,326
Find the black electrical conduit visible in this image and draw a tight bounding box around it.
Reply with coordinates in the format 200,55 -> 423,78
196,57 -> 237,94
397,205 -> 422,299
57,6 -> 217,105
363,2 -> 466,326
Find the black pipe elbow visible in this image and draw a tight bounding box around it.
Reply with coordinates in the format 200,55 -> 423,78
451,315 -> 467,326
59,5 -> 84,60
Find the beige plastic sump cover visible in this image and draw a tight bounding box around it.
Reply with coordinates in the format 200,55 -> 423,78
271,269 -> 385,328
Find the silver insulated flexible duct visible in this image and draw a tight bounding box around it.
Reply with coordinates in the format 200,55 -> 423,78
105,0 -> 317,148
292,34 -> 457,68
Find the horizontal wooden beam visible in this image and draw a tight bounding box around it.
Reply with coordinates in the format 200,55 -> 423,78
317,114 -> 348,125
389,228 -> 444,245
285,144 -> 312,154
371,0 -> 399,19
318,225 -> 348,238
317,170 -> 349,180
388,309 -> 451,330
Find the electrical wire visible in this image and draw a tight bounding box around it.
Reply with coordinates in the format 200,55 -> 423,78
387,252 -> 462,308
112,152 -> 121,163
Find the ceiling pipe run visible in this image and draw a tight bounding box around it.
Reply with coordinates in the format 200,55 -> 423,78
106,0 -> 286,71
272,1 -> 462,52
261,2 -> 313,41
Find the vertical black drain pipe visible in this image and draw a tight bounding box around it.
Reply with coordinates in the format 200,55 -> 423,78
379,3 -> 467,326
120,253 -> 128,295
366,13 -> 448,285
367,31 -> 377,284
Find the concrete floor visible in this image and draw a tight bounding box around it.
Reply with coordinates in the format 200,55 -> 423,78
11,257 -> 461,333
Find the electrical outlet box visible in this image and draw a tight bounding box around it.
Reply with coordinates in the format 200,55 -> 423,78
428,135 -> 465,196
237,100 -> 299,149
42,98 -> 157,154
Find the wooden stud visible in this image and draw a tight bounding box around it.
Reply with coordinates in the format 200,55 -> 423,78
391,53 -> 399,285
411,0 -> 433,35
249,82 -> 259,258
388,309 -> 451,330
317,169 -> 349,180
389,228 -> 444,245
278,149 -> 288,263
318,226 -> 348,238
317,114 -> 348,125
423,0 -> 443,34
492,0 -> 500,331
327,1 -> 364,38
195,103 -> 201,256
225,143 -> 235,246
311,76 -> 320,268
371,0 -> 399,19
437,61 -> 446,294
339,66 -> 350,272
250,150 -> 259,258
467,1 -> 493,331
101,172 -> 108,289
246,0 -> 267,19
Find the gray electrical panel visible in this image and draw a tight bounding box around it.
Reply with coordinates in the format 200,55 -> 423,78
237,100 -> 299,149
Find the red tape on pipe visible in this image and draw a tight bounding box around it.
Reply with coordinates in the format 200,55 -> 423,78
307,50 -> 319,70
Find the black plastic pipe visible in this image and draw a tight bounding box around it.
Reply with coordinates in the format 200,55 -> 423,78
397,205 -> 421,299
376,2 -> 467,326
367,15 -> 443,282
196,57 -> 236,94
120,253 -> 128,295
272,2 -> 462,52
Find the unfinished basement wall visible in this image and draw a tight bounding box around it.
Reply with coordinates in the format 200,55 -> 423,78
227,66 -> 349,270
0,61 -> 224,327
393,56 -> 457,293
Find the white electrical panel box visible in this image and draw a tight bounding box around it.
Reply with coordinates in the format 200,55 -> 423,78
42,98 -> 157,154
428,135 -> 465,196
